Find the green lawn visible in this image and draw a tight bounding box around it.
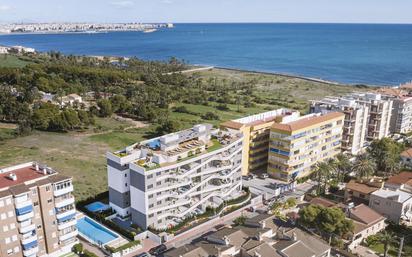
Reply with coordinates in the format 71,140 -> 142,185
0,54 -> 33,68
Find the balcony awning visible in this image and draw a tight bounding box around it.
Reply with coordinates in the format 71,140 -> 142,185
22,240 -> 38,250
16,205 -> 33,216
57,213 -> 75,222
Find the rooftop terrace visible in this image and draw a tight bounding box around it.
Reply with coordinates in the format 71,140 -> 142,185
0,162 -> 57,189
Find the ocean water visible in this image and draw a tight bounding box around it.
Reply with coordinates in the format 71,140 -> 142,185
1,23 -> 412,86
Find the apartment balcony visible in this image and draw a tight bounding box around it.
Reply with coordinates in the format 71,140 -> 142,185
15,199 -> 33,210
55,196 -> 75,208
56,208 -> 76,221
57,218 -> 77,230
21,234 -> 37,246
54,185 -> 74,197
19,223 -> 36,234
59,229 -> 78,242
17,210 -> 34,222
23,246 -> 39,257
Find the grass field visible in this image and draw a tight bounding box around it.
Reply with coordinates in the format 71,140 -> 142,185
0,68 -> 367,201
0,54 -> 33,68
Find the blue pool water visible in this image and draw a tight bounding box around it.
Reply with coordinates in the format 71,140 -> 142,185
1,23 -> 412,85
85,201 -> 111,213
77,217 -> 118,245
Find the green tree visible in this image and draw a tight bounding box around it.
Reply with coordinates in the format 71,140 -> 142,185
333,153 -> 351,182
155,120 -> 181,136
368,138 -> 404,176
378,231 -> 397,257
97,99 -> 113,117
201,112 -> 220,120
298,204 -> 322,227
314,161 -> 331,195
353,153 -> 376,180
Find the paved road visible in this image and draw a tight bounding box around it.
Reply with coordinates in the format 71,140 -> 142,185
351,245 -> 380,257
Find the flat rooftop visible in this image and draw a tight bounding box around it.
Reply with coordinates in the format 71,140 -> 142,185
372,188 -> 412,203
0,162 -> 56,189
271,112 -> 344,132
221,109 -> 299,129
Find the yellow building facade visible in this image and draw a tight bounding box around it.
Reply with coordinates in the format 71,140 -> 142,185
268,112 -> 344,182
221,109 -> 300,175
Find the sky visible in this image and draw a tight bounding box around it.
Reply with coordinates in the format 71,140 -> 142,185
0,0 -> 411,24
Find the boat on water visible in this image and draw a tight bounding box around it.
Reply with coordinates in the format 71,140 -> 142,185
143,28 -> 157,33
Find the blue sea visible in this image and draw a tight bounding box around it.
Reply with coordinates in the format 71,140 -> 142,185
1,23 -> 412,86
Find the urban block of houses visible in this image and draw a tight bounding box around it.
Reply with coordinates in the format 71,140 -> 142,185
268,112 -> 344,182
384,171 -> 412,192
221,108 -> 300,175
40,92 -> 83,107
0,162 -> 77,257
165,214 -> 331,257
344,179 -> 383,205
107,124 -> 245,230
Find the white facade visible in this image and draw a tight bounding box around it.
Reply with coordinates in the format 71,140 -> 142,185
369,188 -> 412,224
107,124 -> 244,229
390,97 -> 412,134
311,97 -> 369,155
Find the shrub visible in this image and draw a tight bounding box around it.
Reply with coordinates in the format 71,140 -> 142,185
201,112 -> 220,120
72,243 -> 83,254
82,250 -> 98,257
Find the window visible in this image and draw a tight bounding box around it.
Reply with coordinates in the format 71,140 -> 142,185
124,173 -> 127,177
157,200 -> 162,205
31,189 -> 37,195
7,211 -> 13,218
7,249 -> 12,255
37,225 -> 42,229
157,192 -> 161,196
33,201 -> 39,207
156,181 -> 161,186
9,223 -> 15,229
3,225 -> 8,232
125,183 -> 128,187
13,247 -> 19,253
147,174 -> 153,179
46,186 -> 50,191
149,214 -> 154,218
0,200 -> 4,207
147,184 -> 153,189
156,172 -> 161,176
149,204 -> 154,208
47,198 -> 53,203
158,219 -> 162,224
1,213 -> 6,220
148,194 -> 153,199
5,198 -> 11,205
11,235 -> 17,242
5,237 -> 10,244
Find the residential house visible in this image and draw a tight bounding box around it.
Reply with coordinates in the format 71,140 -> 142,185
344,179 -> 383,205
346,204 -> 386,250
369,188 -> 412,224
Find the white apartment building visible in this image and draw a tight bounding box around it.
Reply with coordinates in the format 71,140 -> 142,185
310,97 -> 369,155
311,93 -> 393,155
369,188 -> 412,224
106,124 -> 244,230
389,96 -> 412,134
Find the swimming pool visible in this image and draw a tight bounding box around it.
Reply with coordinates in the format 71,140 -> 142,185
85,201 -> 111,212
77,217 -> 118,245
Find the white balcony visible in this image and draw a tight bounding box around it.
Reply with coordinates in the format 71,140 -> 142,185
15,199 -> 33,209
55,196 -> 75,208
58,219 -> 77,230
19,223 -> 36,234
21,234 -> 37,245
59,229 -> 78,241
54,185 -> 73,197
23,246 -> 39,257
56,209 -> 76,220
17,211 -> 34,222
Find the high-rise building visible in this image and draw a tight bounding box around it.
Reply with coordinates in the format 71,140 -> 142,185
310,97 -> 369,155
221,109 -> 300,175
311,92 -> 393,155
268,112 -> 344,182
107,124 -> 244,230
0,162 -> 77,257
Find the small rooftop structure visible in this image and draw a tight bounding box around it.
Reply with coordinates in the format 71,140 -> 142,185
372,188 -> 412,203
0,162 -> 56,189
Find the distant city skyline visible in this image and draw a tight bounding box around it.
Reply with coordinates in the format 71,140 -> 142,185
0,0 -> 412,24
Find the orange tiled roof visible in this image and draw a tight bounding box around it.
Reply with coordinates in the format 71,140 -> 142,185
220,120 -> 244,130
346,180 -> 381,195
386,171 -> 412,186
349,204 -> 385,225
309,197 -> 337,208
271,112 -> 344,132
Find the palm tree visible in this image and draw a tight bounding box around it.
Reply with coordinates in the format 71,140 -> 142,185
353,153 -> 376,180
314,161 -> 331,195
378,231 -> 397,257
334,153 -> 351,182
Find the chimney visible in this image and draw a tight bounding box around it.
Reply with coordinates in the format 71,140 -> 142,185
33,162 -> 39,171
261,220 -> 266,229
223,236 -> 230,246
42,167 -> 47,175
8,173 -> 17,181
292,232 -> 297,241
257,232 -> 263,241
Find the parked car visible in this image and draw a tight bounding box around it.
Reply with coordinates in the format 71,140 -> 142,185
259,174 -> 269,179
149,244 -> 167,256
135,252 -> 150,257
242,175 -> 251,181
